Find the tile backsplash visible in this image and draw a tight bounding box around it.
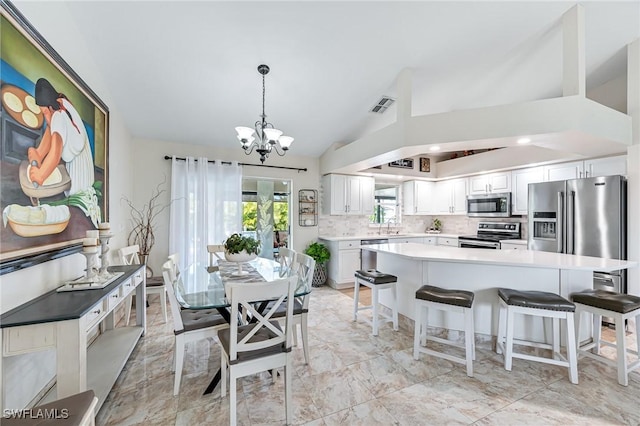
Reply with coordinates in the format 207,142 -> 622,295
318,214 -> 528,239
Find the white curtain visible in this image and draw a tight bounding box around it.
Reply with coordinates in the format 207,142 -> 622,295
169,156 -> 242,270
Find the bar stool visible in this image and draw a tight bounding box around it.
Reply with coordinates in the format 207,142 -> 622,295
353,269 -> 398,336
571,289 -> 640,386
496,288 -> 578,384
413,285 -> 476,377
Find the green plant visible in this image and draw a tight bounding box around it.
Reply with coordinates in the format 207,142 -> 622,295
432,218 -> 442,231
223,233 -> 261,255
304,242 -> 331,265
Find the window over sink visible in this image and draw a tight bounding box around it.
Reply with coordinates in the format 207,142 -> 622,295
370,183 -> 400,225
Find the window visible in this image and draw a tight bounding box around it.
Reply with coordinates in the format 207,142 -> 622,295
370,184 -> 399,224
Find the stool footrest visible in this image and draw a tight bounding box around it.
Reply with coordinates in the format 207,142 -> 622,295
512,351 -> 571,368
417,347 -> 467,366
425,334 -> 467,351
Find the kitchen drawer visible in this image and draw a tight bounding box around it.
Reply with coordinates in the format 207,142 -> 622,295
424,237 -> 437,245
501,242 -> 528,250
85,300 -> 107,331
338,240 -> 360,249
437,237 -> 458,247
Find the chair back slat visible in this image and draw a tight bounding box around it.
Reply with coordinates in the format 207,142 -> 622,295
162,261 -> 184,332
227,276 -> 296,361
119,245 -> 140,265
294,252 -> 315,293
207,245 -> 225,266
278,247 -> 297,278
166,253 -> 181,282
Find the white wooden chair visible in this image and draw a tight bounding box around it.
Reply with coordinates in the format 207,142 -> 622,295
166,252 -> 181,282
219,276 -> 297,425
292,252 -> 315,365
118,245 -> 167,324
277,247 -> 297,278
162,261 -> 229,396
207,244 -> 225,266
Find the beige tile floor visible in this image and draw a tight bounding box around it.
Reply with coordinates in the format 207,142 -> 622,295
97,287 -> 640,425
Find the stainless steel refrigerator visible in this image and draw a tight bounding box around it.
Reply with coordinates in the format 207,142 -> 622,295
528,175 -> 627,294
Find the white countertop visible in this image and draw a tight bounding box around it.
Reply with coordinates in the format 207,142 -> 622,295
318,233 -> 459,242
362,242 -> 637,272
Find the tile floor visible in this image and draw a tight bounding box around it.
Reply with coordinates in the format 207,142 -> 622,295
97,287 -> 640,425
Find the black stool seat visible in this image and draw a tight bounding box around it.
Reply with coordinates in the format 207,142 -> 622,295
416,285 -> 474,308
498,288 -> 575,312
355,269 -> 397,284
571,290 -> 640,314
146,276 -> 165,287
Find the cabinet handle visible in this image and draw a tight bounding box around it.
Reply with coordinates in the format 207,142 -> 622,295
112,294 -> 118,299
485,184 -> 488,193
93,309 -> 101,315
489,184 -> 492,192
584,171 -> 589,178
579,171 -> 583,178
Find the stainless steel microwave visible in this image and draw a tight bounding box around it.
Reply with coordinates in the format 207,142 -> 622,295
466,193 -> 511,217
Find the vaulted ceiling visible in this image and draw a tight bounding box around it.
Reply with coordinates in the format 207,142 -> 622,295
13,1 -> 640,160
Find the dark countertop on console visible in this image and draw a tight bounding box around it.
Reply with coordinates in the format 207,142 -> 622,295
0,265 -> 142,328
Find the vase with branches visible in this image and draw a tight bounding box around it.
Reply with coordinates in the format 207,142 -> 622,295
122,181 -> 169,259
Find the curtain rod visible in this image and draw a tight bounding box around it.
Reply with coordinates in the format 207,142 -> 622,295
164,156 -> 307,172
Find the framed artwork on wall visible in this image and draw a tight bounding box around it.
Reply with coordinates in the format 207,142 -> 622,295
0,0 -> 109,274
419,157 -> 430,172
388,158 -> 414,169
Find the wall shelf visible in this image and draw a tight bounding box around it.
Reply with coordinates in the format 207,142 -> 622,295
299,189 -> 317,227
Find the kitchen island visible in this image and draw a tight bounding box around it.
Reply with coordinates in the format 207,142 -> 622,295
363,243 -> 637,342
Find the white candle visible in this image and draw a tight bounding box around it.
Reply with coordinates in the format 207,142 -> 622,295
86,230 -> 99,238
98,222 -> 110,230
83,237 -> 98,246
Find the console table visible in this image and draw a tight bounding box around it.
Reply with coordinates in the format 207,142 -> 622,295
0,265 -> 146,412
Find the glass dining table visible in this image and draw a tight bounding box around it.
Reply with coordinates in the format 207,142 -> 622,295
172,256 -> 310,394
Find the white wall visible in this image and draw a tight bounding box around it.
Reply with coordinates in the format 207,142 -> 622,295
131,138 -> 321,274
1,2 -> 135,409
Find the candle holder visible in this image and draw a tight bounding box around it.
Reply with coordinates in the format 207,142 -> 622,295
98,232 -> 114,277
81,248 -> 99,281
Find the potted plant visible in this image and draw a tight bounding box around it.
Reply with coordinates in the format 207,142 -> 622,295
223,233 -> 261,262
304,241 -> 331,287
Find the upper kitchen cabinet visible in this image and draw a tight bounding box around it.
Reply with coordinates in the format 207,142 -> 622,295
403,180 -> 435,215
434,178 -> 467,215
322,174 -> 374,215
468,172 -> 511,195
511,166 -> 544,215
584,155 -> 627,178
543,161 -> 584,182
543,156 -> 626,182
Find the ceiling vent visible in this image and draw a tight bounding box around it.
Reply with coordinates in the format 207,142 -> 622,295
369,96 -> 395,114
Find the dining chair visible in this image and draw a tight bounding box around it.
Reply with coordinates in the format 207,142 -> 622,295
207,244 -> 225,266
219,276 -> 297,425
118,244 -> 167,324
277,247 -> 297,277
161,261 -> 229,396
166,252 -> 181,282
291,252 -> 315,365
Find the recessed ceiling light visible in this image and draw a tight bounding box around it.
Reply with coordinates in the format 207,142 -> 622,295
517,138 -> 531,144
430,146 -> 440,151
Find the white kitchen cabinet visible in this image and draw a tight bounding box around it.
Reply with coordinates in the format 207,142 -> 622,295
468,172 -> 511,194
434,178 -> 467,215
437,236 -> 458,247
433,179 -> 467,215
424,236 -> 437,245
403,180 -> 435,215
500,240 -> 528,250
322,174 -> 374,215
585,155 -> 627,178
322,239 -> 361,289
511,166 -> 544,215
543,161 -> 584,182
394,237 -> 425,244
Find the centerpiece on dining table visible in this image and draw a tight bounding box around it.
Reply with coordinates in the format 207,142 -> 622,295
223,233 -> 261,276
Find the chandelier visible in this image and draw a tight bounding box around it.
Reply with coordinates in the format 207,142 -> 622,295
235,64 -> 293,163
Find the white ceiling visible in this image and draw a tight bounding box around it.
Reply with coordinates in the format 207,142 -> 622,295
15,1 -> 640,160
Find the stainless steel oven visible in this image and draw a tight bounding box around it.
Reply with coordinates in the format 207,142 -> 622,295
467,193 -> 511,217
458,222 -> 521,250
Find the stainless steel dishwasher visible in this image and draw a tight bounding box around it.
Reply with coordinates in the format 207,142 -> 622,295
360,239 -> 388,270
